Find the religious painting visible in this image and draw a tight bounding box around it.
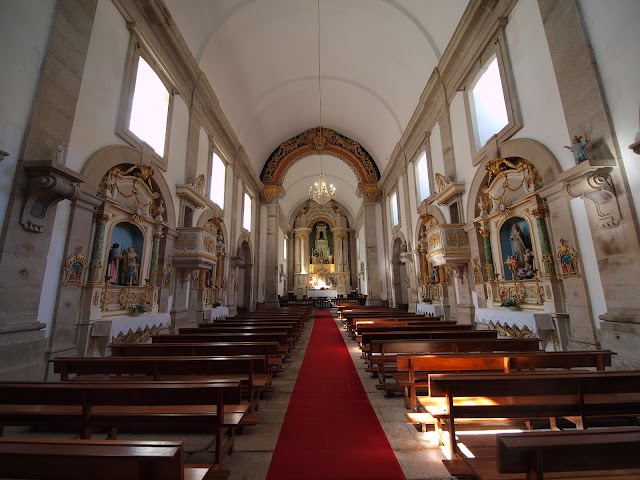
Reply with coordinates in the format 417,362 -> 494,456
557,239 -> 581,278
162,265 -> 172,288
499,216 -> 535,281
64,246 -> 87,286
107,222 -> 144,286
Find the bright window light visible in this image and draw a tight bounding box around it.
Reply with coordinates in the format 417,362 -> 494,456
390,192 -> 399,226
469,56 -> 508,149
283,237 -> 287,260
243,193 -> 252,232
416,152 -> 430,201
209,152 -> 226,208
129,56 -> 170,155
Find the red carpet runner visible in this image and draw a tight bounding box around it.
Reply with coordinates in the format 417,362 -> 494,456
266,310 -> 405,479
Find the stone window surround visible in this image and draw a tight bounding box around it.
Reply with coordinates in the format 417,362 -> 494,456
116,25 -> 177,172
460,20 -> 523,167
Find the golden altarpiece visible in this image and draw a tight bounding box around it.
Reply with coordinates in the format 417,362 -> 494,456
293,200 -> 352,299
78,164 -> 169,355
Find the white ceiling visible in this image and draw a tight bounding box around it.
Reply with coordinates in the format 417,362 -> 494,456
164,0 -> 469,219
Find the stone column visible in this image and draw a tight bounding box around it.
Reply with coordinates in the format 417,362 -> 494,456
0,0 -> 99,380
88,212 -> 111,285
532,206 -> 556,278
148,230 -> 162,287
294,232 -> 301,273
264,202 -> 280,308
363,197 -> 382,305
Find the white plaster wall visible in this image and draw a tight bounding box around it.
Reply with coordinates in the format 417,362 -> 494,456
235,178 -> 243,248
196,127 -> 209,184
277,227 -> 285,297
0,0 -> 56,227
38,200 -> 71,336
357,225 -> 367,295
580,0 -> 640,223
66,0 -> 128,172
507,0 -> 572,170
397,174 -> 409,243
449,92 -> 475,222
166,96 -> 189,225
570,198 -> 606,329
222,167 -> 234,232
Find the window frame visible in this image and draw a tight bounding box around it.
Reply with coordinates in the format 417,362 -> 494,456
461,25 -> 522,166
117,31 -> 177,171
208,144 -> 227,210
389,190 -> 400,228
242,191 -> 253,233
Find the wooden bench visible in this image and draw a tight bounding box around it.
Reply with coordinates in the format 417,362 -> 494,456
372,338 -> 541,382
464,428 -> 640,480
110,342 -> 284,374
0,438 -> 228,479
52,355 -> 271,413
397,350 -> 614,411
425,370 -> 640,456
184,325 -> 297,342
0,381 -> 245,464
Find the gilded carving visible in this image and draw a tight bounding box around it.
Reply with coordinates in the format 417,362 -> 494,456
204,236 -> 216,252
557,239 -> 581,278
63,246 -> 87,286
435,173 -> 452,193
472,259 -> 483,283
428,233 -> 440,250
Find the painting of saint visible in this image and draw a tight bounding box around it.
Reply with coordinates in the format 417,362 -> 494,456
499,217 -> 535,281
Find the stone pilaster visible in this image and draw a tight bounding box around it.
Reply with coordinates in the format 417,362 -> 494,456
148,230 -> 162,287
88,212 -> 111,285
532,206 -> 556,278
264,202 -> 280,308
363,198 -> 382,305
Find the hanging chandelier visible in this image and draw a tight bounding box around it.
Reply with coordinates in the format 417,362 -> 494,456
308,0 -> 335,205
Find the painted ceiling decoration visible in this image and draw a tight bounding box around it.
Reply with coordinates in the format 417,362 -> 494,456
260,127 -> 381,203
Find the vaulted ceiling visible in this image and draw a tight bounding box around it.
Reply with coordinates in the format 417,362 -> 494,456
164,0 -> 469,217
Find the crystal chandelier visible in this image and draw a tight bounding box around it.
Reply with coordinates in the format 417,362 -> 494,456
308,0 -> 335,205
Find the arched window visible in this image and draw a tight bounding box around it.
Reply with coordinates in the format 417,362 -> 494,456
416,151 -> 430,201
390,191 -> 399,227
243,192 -> 252,232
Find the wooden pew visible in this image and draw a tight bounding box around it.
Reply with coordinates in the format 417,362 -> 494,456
0,381 -> 245,464
183,325 -> 297,342
109,342 -> 283,374
425,370 -> 640,456
0,438 -> 228,480
397,350 -> 614,411
153,332 -> 292,359
372,338 -> 541,386
464,428 -> 640,480
355,323 -> 467,341
360,329 -> 499,366
51,355 -> 271,413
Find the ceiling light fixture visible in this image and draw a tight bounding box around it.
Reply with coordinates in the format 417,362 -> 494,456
308,0 -> 335,205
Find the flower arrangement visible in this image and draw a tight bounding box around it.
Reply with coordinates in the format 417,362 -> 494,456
212,301 -> 222,307
500,295 -> 520,309
130,299 -> 151,315
422,295 -> 433,304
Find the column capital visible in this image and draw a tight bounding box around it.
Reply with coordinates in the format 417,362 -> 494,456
94,212 -> 112,224
531,206 -> 550,219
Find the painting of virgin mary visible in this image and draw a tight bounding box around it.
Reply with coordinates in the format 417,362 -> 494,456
499,217 -> 534,281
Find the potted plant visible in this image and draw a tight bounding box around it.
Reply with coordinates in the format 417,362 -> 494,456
421,295 -> 433,304
130,300 -> 151,316
500,295 -> 520,311
212,301 -> 222,307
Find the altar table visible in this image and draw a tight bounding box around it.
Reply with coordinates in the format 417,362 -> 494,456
474,307 -> 557,351
416,303 -> 444,317
205,306 -> 230,321
90,312 -> 170,356
307,289 -> 338,299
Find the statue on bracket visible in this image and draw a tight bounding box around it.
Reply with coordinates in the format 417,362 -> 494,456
564,133 -> 589,165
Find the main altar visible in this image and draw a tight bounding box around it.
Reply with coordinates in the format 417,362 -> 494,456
292,200 -> 352,299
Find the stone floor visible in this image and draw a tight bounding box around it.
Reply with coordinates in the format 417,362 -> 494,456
4,310 -> 461,479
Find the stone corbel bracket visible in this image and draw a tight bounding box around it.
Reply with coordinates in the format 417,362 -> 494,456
560,162 -> 620,228
21,160 -> 85,233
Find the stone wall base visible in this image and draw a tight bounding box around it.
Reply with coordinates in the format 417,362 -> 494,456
0,328 -> 46,381
599,320 -> 640,369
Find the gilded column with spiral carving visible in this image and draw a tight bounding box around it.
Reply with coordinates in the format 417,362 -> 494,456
216,250 -> 224,289
88,212 -> 110,284
479,227 -> 495,280
149,231 -> 162,286
532,206 -> 556,277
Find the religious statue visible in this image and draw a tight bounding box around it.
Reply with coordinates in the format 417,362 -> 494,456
121,164 -> 155,190
485,158 -> 518,186
120,247 -> 140,286
504,254 -> 518,277
564,133 -> 589,165
107,243 -> 122,284
194,174 -> 206,195
477,194 -> 492,216
509,224 -> 527,266
435,173 -> 451,193
472,259 -> 483,283
154,199 -> 165,221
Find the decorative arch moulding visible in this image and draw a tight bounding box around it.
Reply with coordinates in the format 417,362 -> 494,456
260,127 -> 381,198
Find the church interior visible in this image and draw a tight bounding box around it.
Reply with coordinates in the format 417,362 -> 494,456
1,0 -> 640,478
